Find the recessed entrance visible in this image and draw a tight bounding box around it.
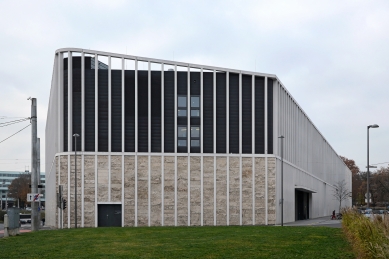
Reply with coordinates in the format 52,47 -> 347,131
98,204 -> 122,227
295,190 -> 309,221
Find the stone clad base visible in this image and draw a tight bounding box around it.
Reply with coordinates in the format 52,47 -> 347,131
55,154 -> 276,228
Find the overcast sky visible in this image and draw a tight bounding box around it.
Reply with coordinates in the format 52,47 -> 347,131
0,0 -> 388,173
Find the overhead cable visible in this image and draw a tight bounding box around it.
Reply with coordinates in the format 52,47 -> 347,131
0,118 -> 30,127
0,123 -> 31,144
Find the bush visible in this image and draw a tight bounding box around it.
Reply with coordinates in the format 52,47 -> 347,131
342,208 -> 389,258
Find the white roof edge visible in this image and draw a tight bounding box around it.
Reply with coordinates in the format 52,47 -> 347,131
55,48 -> 277,78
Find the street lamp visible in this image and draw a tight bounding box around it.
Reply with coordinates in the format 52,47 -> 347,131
367,124 -> 379,208
278,135 -> 285,226
73,133 -> 80,228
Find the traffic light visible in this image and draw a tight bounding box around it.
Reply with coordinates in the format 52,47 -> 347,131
62,199 -> 67,210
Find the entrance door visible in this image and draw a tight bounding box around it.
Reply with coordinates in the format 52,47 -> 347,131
295,190 -> 309,220
98,204 -> 122,227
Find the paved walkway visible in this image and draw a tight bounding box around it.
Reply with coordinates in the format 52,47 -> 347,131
1,216 -> 342,238
281,216 -> 342,228
0,224 -> 51,238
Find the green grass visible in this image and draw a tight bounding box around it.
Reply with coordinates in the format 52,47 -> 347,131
0,226 -> 354,258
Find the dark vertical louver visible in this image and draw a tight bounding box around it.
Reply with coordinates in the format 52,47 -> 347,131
111,70 -> 122,152
216,72 -> 226,153
255,76 -> 265,154
203,72 -> 213,153
138,71 -> 148,152
242,74 -> 252,154
98,69 -> 109,152
151,71 -> 161,152
267,78 -> 273,154
229,73 -> 239,154
64,65 -> 68,152
124,71 -> 135,152
72,66 -> 81,151
84,67 -> 95,152
164,71 -> 174,153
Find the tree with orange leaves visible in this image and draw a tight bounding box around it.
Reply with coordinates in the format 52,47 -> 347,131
8,173 -> 30,207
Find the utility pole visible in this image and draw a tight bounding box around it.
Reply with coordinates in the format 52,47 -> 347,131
30,97 -> 39,231
279,135 -> 285,226
37,138 -> 41,225
73,133 -> 79,228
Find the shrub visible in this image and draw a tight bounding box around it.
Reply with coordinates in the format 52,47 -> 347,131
342,209 -> 389,258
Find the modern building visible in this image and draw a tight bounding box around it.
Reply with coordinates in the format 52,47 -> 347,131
0,171 -> 45,209
45,48 -> 352,228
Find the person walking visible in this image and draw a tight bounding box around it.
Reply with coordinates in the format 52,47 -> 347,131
331,210 -> 336,220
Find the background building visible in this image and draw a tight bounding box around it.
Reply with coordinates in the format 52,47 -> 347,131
46,48 -> 352,228
0,171 -> 45,209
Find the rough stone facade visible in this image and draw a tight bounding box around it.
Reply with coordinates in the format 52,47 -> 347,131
84,155 -> 95,227
55,154 -> 276,228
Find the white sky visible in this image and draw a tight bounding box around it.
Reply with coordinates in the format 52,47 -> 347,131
0,0 -> 388,172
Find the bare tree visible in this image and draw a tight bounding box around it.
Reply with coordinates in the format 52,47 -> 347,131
333,179 -> 351,213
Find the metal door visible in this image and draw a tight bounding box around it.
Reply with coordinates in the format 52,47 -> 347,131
98,204 -> 122,227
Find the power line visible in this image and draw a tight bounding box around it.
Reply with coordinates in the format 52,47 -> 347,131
0,118 -> 30,127
371,162 -> 389,166
0,116 -> 25,120
0,159 -> 30,160
0,124 -> 31,144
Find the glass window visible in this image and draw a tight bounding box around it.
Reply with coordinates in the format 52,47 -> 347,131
191,110 -> 200,117
178,140 -> 187,147
178,109 -> 187,117
178,127 -> 187,137
191,140 -> 200,147
178,96 -> 187,107
191,97 -> 199,107
191,127 -> 200,138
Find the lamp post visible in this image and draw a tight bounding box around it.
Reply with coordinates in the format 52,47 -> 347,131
367,124 -> 379,208
73,133 -> 80,228
279,135 -> 285,226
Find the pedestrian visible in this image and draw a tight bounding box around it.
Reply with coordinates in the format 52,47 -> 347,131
331,210 -> 336,220
42,218 -> 45,226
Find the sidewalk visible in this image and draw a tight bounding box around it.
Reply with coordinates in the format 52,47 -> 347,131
280,216 -> 342,228
0,224 -> 52,238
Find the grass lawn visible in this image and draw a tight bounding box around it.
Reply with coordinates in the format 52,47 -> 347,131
0,226 -> 354,258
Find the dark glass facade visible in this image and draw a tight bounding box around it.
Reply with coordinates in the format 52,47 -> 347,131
63,57 -> 273,154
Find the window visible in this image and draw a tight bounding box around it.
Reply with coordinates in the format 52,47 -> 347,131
178,126 -> 187,137
191,126 -> 200,147
178,140 -> 187,147
191,140 -> 200,147
191,96 -> 200,117
178,96 -> 187,117
177,126 -> 187,147
191,126 -> 200,138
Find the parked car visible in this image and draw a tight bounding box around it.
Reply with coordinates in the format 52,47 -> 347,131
364,209 -> 373,218
20,214 -> 31,224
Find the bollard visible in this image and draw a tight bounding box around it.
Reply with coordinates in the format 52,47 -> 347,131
4,214 -> 9,237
